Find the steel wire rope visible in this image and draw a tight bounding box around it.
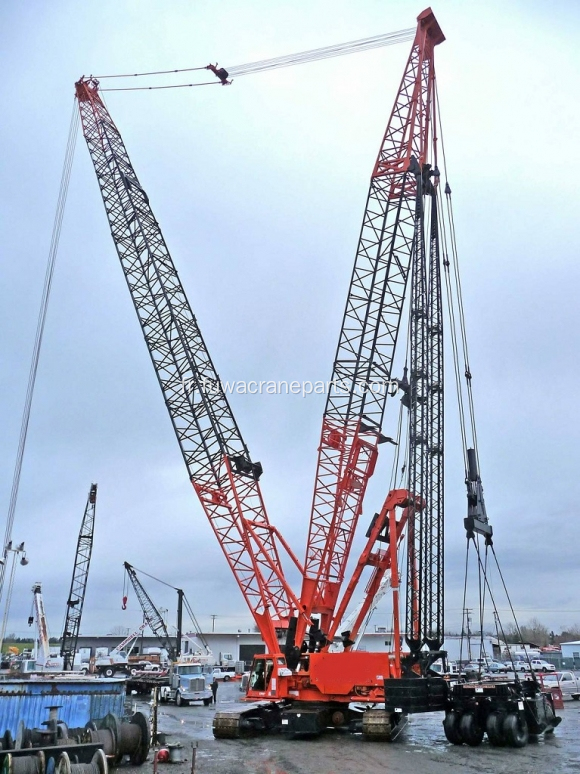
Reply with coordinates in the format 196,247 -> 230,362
434,87 -> 490,671
95,66 -> 209,79
434,111 -> 469,472
438,183 -> 469,471
101,81 -> 222,92
388,402 -> 404,492
435,83 -> 480,469
446,194 -> 480,466
394,527 -> 407,652
489,544 -> 534,672
126,563 -> 177,590
471,540 -> 528,681
182,596 -> 210,652
94,28 -> 414,91
458,540 -> 471,667
437,87 -> 518,679
0,100 -> 79,618
227,28 -> 414,76
476,534 -> 488,660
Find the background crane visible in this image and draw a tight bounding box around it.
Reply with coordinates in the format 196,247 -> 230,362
123,561 -> 211,662
60,483 -> 97,670
124,562 -> 180,661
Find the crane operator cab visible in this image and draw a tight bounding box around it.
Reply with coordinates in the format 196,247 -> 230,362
248,657 -> 274,693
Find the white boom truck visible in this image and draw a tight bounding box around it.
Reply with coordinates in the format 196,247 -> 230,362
95,624 -> 146,676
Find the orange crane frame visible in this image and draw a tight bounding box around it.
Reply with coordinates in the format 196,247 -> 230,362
75,7 -> 445,736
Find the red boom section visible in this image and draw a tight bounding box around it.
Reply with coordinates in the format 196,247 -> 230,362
299,8 -> 444,643
75,80 -> 297,653
326,489 -> 416,644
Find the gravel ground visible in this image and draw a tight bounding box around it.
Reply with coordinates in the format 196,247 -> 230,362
124,681 -> 580,774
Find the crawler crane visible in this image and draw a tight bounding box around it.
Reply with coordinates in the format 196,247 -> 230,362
75,7 -> 558,744
123,563 -> 180,662
61,483 -> 97,670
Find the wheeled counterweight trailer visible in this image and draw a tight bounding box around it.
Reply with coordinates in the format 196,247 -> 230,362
384,675 -> 561,748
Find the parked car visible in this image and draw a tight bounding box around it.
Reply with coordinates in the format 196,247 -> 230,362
542,671 -> 580,700
210,667 -> 237,681
504,660 -> 527,672
430,659 -> 461,676
143,663 -> 166,673
463,662 -> 485,678
529,659 -> 556,673
486,660 -> 508,674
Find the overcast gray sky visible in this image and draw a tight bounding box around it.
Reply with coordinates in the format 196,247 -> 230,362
1,0 -> 579,644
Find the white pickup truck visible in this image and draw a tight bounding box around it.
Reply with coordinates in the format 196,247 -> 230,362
210,666 -> 238,682
542,671 -> 580,700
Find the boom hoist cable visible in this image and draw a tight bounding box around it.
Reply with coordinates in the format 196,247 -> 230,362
92,28 -> 415,91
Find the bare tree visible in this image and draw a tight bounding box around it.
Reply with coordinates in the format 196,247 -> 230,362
502,618 -> 550,647
108,625 -> 130,636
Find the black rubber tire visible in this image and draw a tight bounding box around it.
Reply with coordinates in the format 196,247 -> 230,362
175,692 -> 183,707
443,712 -> 463,745
104,667 -> 114,678
460,712 -> 484,747
223,675 -> 230,682
203,698 -> 212,706
503,713 -> 529,748
572,695 -> 580,701
486,712 -> 505,746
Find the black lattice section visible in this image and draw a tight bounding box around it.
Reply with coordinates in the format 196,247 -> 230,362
76,80 -> 293,641
302,21 -> 441,635
60,483 -> 97,670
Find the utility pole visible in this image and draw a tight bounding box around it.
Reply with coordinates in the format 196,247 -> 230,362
211,615 -> 218,633
176,589 -> 183,659
463,607 -> 473,661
